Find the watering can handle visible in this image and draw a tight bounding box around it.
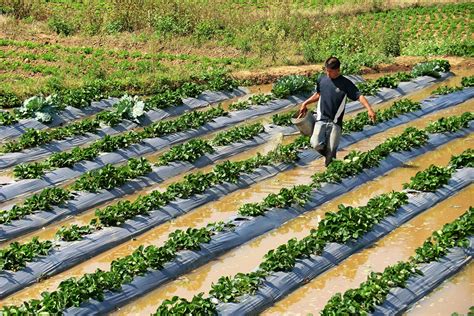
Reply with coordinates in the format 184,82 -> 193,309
297,109 -> 307,119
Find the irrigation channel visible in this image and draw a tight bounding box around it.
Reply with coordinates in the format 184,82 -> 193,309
0,66 -> 472,315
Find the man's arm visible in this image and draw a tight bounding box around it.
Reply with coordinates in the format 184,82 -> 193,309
359,95 -> 376,122
299,92 -> 320,115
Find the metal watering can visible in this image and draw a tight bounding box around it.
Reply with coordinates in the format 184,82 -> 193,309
291,110 -> 316,136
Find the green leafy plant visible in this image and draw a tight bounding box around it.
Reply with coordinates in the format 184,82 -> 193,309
156,139 -> 215,166
72,158 -> 152,193
271,75 -> 314,99
211,123 -> 264,147
0,237 -> 53,271
0,91 -> 21,108
322,207 -> 473,315
461,75 -> 474,87
0,188 -> 71,224
432,85 -> 463,95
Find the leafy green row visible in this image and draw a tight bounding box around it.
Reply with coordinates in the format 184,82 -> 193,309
210,123 -> 265,147
156,123 -> 264,166
461,75 -> 474,87
321,206 -> 473,315
72,158 -> 152,193
1,119 -> 101,153
228,93 -> 275,111
0,188 -> 71,225
0,237 -> 53,272
356,59 -> 450,96
431,85 -> 463,95
271,97 -> 422,129
56,138 -> 308,241
357,72 -> 413,96
342,98 -> 421,134
0,222 -> 232,315
2,122 -> 267,225
13,107 -> 226,179
153,149 -> 471,313
425,112 -> 473,133
0,70 -> 238,126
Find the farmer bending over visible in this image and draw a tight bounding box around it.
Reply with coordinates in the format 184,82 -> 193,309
299,56 -> 376,167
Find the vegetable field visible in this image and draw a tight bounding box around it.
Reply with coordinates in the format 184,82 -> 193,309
0,56 -> 472,316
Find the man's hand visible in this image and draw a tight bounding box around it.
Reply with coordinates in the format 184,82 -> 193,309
299,103 -> 308,117
368,108 -> 376,123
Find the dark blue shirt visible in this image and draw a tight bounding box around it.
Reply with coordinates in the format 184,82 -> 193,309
316,75 -> 361,126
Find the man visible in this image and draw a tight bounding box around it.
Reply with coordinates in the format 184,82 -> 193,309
299,56 -> 376,167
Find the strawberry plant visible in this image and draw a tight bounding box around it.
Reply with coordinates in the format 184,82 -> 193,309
156,139 -> 215,166
425,111 -> 473,133
211,123 -> 264,147
228,101 -> 251,111
271,75 -> 314,99
431,85 -> 463,95
0,91 -> 21,109
449,148 -> 474,169
272,110 -> 296,126
0,237 -> 53,271
461,75 -> 474,87
0,111 -> 18,127
403,165 -> 452,192
322,207 -> 473,315
0,187 -> 70,224
153,294 -> 217,315
72,157 -> 151,193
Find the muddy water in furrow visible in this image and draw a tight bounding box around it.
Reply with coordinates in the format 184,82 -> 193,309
111,133 -> 472,316
404,262 -> 474,316
1,97 -> 471,306
262,186 -> 473,315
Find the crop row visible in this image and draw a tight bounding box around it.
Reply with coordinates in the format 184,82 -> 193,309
1,91 -> 441,227
356,60 -> 450,96
0,114 -> 471,314
321,206 -> 473,315
271,73 -> 472,130
0,68 -> 238,126
153,149 -> 473,314
2,74 -> 312,164
11,107 -> 225,179
0,122 -> 266,224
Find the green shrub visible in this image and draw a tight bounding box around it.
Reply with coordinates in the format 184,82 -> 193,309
48,17 -> 75,36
